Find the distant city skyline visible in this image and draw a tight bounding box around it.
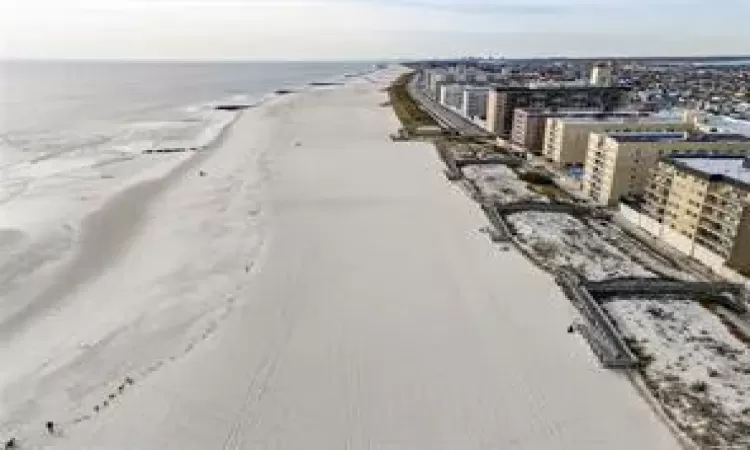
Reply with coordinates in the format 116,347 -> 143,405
2,0 -> 750,60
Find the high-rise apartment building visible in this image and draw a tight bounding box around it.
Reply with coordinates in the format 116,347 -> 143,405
639,155 -> 750,275
584,131 -> 750,205
544,115 -> 689,167
486,86 -> 630,136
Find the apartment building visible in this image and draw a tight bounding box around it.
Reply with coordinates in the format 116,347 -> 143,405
486,85 -> 631,136
639,155 -> 750,276
462,87 -> 489,120
584,131 -> 750,205
425,71 -> 454,99
590,62 -> 614,87
512,109 -> 648,155
424,68 -> 489,99
544,115 -> 689,167
439,84 -> 465,109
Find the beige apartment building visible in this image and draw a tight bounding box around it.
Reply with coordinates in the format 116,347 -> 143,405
584,131 -> 750,206
512,109 -> 648,155
637,156 -> 750,276
544,116 -> 690,167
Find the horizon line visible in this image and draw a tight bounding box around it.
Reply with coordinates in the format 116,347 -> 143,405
3,54 -> 750,64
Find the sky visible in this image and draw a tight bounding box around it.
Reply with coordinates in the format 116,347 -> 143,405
1,0 -> 749,60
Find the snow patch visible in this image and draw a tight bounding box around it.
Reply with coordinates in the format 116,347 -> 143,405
606,298 -> 750,447
462,164 -> 547,204
507,211 -> 655,280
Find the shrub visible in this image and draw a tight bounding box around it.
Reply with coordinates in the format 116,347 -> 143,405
531,241 -> 558,259
691,381 -> 709,393
518,171 -> 554,185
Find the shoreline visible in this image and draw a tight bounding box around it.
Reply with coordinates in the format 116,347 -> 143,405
0,81 -> 296,338
0,108 -> 246,340
0,88 -> 296,440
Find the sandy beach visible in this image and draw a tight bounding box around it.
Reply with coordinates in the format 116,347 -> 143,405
1,68 -> 679,449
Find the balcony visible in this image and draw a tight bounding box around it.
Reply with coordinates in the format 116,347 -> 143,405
645,185 -> 670,197
701,207 -> 731,225
696,227 -> 723,244
642,193 -> 659,205
703,196 -> 741,215
697,222 -> 736,243
695,234 -> 731,258
642,203 -> 666,220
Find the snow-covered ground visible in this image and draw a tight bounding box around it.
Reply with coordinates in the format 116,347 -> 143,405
0,68 -> 681,449
463,160 -> 692,282
507,212 -> 655,280
606,298 -> 750,447
587,219 -> 696,282
462,164 -> 547,204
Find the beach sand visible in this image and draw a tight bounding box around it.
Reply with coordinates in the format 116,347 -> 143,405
2,68 -> 678,449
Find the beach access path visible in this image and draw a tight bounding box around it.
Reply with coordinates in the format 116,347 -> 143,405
49,69 -> 679,449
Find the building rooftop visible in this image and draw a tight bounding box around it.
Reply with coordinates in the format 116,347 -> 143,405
526,80 -> 590,89
516,108 -> 649,119
669,156 -> 750,188
607,131 -> 750,143
607,131 -> 688,142
492,85 -> 630,92
559,115 -> 676,125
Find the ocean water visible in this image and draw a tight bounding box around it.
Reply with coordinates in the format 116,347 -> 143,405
0,61 -> 376,165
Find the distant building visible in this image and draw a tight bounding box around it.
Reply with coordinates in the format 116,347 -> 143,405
544,115 -> 690,167
512,108 -> 649,155
486,85 -> 631,137
426,70 -> 455,99
584,131 -> 750,205
462,87 -> 489,120
424,68 -> 490,100
439,84 -> 465,109
590,62 -> 614,87
634,155 -> 750,276
446,64 -> 489,84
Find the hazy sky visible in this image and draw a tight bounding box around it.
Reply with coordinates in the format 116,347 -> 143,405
1,0 -> 749,60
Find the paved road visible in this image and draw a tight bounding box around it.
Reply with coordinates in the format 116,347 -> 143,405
407,75 -> 492,138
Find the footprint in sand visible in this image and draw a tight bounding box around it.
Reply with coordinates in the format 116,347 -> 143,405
73,415 -> 91,424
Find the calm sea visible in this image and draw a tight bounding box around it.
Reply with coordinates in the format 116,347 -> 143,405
0,61 -> 376,165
